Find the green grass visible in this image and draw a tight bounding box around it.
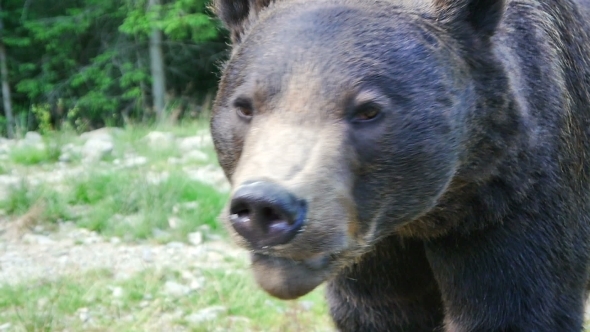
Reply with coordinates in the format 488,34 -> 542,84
0,266 -> 333,332
9,145 -> 52,165
0,180 -> 72,224
0,121 -> 227,243
9,130 -> 78,166
68,168 -> 228,241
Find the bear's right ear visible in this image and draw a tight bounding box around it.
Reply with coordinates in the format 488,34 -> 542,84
434,0 -> 506,40
213,0 -> 275,44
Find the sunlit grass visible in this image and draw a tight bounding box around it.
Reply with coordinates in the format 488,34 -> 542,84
0,266 -> 333,332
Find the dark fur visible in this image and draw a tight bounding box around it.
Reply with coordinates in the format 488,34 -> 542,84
210,0 -> 590,330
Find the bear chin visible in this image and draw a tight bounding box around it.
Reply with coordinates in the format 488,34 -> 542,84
251,252 -> 336,300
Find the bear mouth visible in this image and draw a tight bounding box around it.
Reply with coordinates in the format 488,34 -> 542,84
250,251 -> 337,300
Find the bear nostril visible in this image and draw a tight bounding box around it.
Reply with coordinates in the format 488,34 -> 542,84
228,181 -> 306,249
261,206 -> 288,226
260,206 -> 294,235
229,202 -> 252,225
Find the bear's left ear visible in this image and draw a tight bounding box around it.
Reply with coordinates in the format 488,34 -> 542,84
212,0 -> 275,44
435,0 -> 506,39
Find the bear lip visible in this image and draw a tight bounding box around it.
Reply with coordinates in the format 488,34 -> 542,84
250,252 -> 335,300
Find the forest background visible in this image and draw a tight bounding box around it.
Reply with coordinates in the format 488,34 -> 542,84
0,0 -> 227,137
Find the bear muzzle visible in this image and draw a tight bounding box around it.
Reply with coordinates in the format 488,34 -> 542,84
229,180 -> 307,249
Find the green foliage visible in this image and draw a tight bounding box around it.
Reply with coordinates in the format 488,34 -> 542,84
0,0 -> 229,134
31,104 -> 53,134
10,145 -> 50,165
120,0 -> 219,42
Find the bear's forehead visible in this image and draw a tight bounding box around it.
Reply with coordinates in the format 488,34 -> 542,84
250,2 -> 432,48
236,39 -> 452,107
223,0 -> 466,115
238,2 -> 450,72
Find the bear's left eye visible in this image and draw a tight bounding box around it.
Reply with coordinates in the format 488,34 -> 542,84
351,102 -> 382,123
234,97 -> 254,120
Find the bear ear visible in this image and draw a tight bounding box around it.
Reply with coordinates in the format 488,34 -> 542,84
213,0 -> 275,44
434,0 -> 506,39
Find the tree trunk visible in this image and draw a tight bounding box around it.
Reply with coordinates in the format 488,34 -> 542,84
0,4 -> 15,138
148,0 -> 166,123
135,35 -> 150,123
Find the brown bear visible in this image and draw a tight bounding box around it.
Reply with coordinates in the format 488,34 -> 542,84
209,0 -> 590,330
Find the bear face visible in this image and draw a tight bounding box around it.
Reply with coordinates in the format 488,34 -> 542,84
211,0 -> 525,300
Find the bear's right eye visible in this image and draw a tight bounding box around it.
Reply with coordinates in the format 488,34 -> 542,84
234,98 -> 254,120
351,102 -> 383,123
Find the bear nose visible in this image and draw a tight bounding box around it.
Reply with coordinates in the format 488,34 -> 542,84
229,181 -> 306,249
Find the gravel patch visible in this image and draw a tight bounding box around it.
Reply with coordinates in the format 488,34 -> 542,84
0,224 -> 245,286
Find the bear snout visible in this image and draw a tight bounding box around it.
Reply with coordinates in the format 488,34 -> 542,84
229,180 -> 307,249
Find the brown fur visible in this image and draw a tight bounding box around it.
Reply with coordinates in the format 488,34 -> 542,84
211,0 -> 590,330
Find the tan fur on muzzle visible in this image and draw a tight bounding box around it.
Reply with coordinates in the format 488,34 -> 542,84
229,116 -> 359,251
223,115 -> 362,298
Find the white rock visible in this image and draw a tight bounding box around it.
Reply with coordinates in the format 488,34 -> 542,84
168,216 -> 181,229
83,235 -> 102,244
184,165 -> 229,192
16,133 -> 45,151
185,306 -> 227,324
77,307 -> 90,322
166,241 -> 185,249
0,323 -> 12,331
0,138 -> 14,154
111,286 -> 123,298
58,153 -> 71,162
163,281 -> 190,297
59,143 -> 81,162
182,150 -> 208,163
189,277 -> 205,290
189,276 -> 205,291
122,156 -> 147,167
81,138 -> 114,162
59,255 -> 69,265
142,248 -> 153,262
188,232 -> 203,246
180,270 -> 194,280
24,131 -> 43,143
0,175 -> 20,187
178,135 -> 212,153
152,228 -> 171,241
143,131 -> 175,150
22,234 -> 55,245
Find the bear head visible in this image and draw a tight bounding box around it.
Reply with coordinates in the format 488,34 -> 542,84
210,0 -> 526,300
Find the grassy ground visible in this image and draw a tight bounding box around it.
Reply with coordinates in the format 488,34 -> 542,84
0,121 -> 334,332
0,122 -> 224,242
0,266 -> 332,331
